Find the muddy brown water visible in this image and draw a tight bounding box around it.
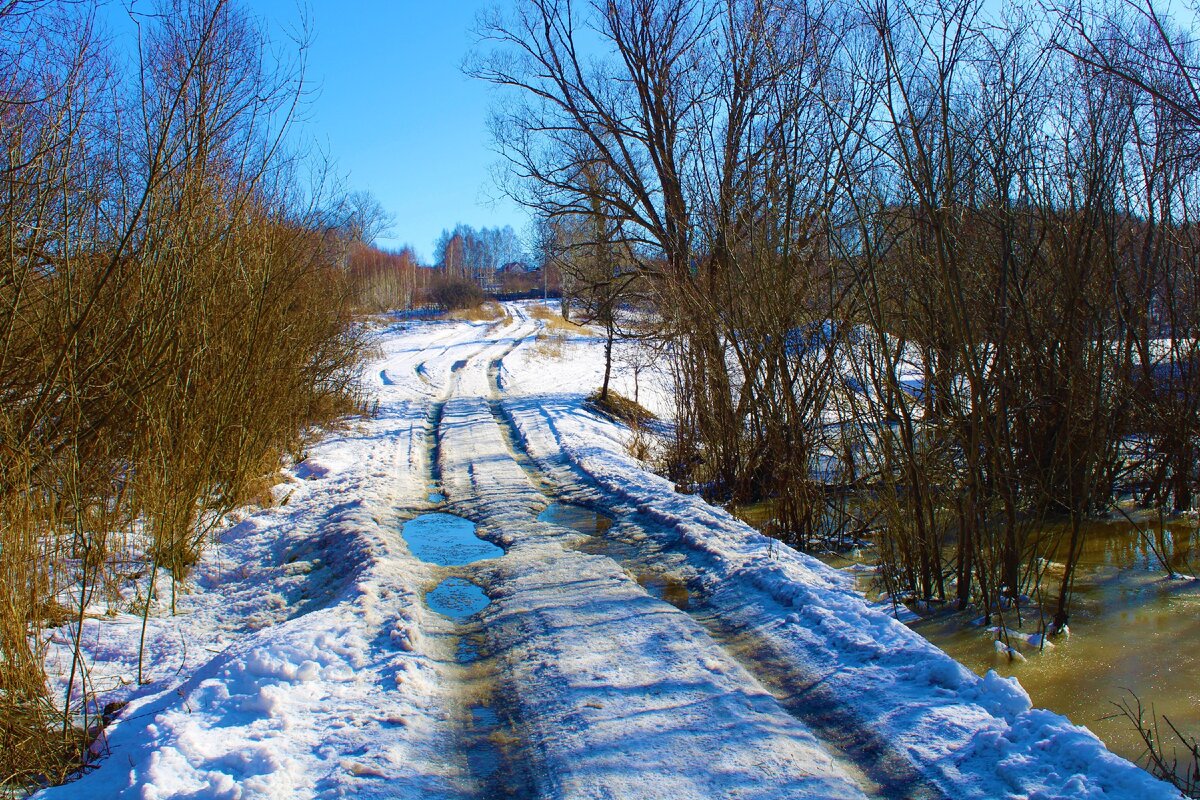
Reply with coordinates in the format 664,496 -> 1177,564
734,502 -> 1200,771
542,502 -> 694,612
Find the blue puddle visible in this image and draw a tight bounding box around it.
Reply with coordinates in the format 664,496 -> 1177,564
403,512 -> 504,566
404,512 -> 501,621
427,577 -> 491,621
456,633 -> 483,664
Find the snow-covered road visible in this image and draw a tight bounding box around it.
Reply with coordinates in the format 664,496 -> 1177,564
41,304 -> 1182,799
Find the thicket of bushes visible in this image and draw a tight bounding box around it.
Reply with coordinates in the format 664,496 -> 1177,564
480,0 -> 1200,633
0,1 -> 365,790
428,275 -> 487,310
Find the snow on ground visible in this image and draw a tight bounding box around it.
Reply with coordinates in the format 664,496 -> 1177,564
36,302 -> 1183,800
499,303 -> 1184,800
39,316 -> 496,799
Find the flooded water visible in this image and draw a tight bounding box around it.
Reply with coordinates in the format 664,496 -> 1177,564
547,503 -> 692,611
538,502 -> 613,536
426,577 -> 491,621
731,501 -> 775,532
917,519 -> 1200,767
466,704 -> 503,778
403,512 -> 504,566
573,533 -> 639,562
457,632 -> 485,664
733,499 -> 1200,771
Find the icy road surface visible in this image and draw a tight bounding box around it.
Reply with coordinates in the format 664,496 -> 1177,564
40,304 -> 1182,799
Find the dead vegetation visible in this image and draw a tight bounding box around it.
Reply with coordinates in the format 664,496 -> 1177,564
586,389 -> 659,463
585,389 -> 656,428
0,1 -> 366,791
451,300 -> 508,323
482,0 -> 1200,620
1111,692 -> 1200,797
528,302 -> 584,331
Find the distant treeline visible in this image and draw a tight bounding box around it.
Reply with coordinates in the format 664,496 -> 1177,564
348,229 -> 562,310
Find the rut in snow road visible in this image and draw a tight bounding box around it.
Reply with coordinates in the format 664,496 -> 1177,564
418,309 -> 907,799
479,337 -> 939,798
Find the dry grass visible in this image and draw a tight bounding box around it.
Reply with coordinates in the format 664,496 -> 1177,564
585,390 -> 660,464
529,303 -> 587,333
532,331 -> 569,359
451,300 -> 508,323
585,389 -> 657,426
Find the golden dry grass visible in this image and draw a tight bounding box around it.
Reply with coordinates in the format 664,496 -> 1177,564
450,300 -> 508,323
532,331 -> 568,359
529,303 -> 587,333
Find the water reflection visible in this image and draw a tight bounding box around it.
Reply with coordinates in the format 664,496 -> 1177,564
426,577 -> 491,621
403,512 -> 504,566
637,572 -> 691,610
538,502 -> 613,536
736,500 -> 1200,770
924,520 -> 1200,766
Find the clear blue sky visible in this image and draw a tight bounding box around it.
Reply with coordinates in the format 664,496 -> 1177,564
240,1 -> 525,261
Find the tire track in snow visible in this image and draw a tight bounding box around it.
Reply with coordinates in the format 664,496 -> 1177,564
463,313 -> 893,799
482,313 -> 947,800
488,445 -> 944,797
409,312 -> 516,389
421,309 -> 877,798
416,313 -> 545,798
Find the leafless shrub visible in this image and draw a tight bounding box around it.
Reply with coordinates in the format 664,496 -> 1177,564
427,275 -> 486,311
0,0 -> 365,790
1111,691 -> 1200,795
479,0 -> 1200,641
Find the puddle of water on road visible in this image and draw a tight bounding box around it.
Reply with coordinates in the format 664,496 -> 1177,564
403,512 -> 504,566
554,508 -> 692,611
572,534 -> 639,562
538,502 -> 613,536
456,632 -> 485,664
637,572 -> 691,610
466,704 -> 503,779
426,577 -> 491,621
